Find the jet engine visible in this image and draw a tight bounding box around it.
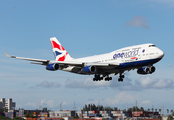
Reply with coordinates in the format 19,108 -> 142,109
46,63 -> 59,71
82,65 -> 96,73
149,66 -> 156,73
137,66 -> 155,75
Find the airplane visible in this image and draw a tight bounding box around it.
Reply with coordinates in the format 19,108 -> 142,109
5,37 -> 164,82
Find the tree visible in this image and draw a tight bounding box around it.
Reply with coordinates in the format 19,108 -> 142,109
43,107 -> 48,112
82,104 -> 114,111
24,113 -> 30,118
167,115 -> 173,120
29,112 -> 36,118
0,115 -> 11,120
88,104 -> 91,111
0,108 -> 8,112
73,116 -> 79,119
159,109 -> 161,114
114,107 -> 118,111
155,109 -> 157,112
171,110 -> 173,115
98,105 -> 103,111
29,112 -> 33,118
127,108 -> 133,112
13,117 -> 24,120
84,104 -> 88,111
105,106 -> 114,111
167,109 -> 169,114
140,107 -> 144,111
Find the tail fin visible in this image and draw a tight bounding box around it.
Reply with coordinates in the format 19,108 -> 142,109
50,37 -> 73,61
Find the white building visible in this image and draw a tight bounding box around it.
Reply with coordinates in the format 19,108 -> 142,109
49,110 -> 76,118
0,98 -> 15,110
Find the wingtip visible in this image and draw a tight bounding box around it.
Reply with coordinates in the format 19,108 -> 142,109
4,52 -> 11,57
4,52 -> 16,58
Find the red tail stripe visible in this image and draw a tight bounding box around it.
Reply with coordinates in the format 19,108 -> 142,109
58,56 -> 66,61
57,52 -> 68,61
52,41 -> 65,51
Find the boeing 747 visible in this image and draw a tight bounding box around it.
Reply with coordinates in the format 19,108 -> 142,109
5,37 -> 164,82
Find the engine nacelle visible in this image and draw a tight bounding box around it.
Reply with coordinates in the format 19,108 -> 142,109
149,66 -> 156,73
82,65 -> 96,73
137,66 -> 155,75
46,63 -> 59,71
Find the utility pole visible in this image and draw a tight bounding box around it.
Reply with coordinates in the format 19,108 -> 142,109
98,100 -> 100,111
136,100 -> 137,111
163,105 -> 164,116
60,103 -> 62,111
39,101 -> 42,114
136,100 -> 138,120
73,101 -> 76,117
132,104 -> 133,120
90,103 -> 91,111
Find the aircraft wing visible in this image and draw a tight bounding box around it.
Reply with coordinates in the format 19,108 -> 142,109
5,52 -> 119,67
5,52 -> 49,65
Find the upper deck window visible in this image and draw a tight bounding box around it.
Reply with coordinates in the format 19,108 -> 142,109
149,45 -> 156,47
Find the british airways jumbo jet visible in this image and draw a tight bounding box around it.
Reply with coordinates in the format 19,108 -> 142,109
5,37 -> 164,82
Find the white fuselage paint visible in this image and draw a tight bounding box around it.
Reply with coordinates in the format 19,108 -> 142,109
62,43 -> 164,74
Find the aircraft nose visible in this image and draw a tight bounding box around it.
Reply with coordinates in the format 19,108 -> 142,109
159,50 -> 164,59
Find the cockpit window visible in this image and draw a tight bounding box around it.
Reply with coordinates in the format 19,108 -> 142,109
149,45 -> 156,47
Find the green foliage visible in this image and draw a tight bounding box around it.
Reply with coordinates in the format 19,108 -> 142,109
127,106 -> 144,112
24,112 -> 37,118
0,115 -> 11,119
0,108 -> 8,112
82,104 -> 118,111
29,112 -> 34,118
13,117 -> 24,120
82,104 -> 146,112
82,103 -> 148,112
167,115 -> 173,120
24,113 -> 30,118
73,116 -> 79,119
114,107 -> 118,111
43,107 -> 48,112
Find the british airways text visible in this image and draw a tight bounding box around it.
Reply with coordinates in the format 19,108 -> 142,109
113,49 -> 139,59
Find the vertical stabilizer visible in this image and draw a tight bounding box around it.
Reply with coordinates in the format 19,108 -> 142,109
50,37 -> 73,61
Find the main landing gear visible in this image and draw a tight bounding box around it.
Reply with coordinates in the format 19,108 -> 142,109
93,72 -> 125,82
93,74 -> 103,81
93,74 -> 112,81
118,73 -> 124,82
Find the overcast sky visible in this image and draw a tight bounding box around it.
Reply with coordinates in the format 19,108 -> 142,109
1,0 -> 174,113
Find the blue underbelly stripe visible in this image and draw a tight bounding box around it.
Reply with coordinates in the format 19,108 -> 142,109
117,58 -> 161,69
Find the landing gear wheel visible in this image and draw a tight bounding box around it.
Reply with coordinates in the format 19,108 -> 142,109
118,72 -> 124,82
93,78 -> 96,81
121,75 -> 124,78
105,77 -> 112,81
118,78 -> 123,82
93,74 -> 103,81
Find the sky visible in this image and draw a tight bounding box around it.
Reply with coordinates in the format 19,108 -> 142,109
1,0 -> 174,114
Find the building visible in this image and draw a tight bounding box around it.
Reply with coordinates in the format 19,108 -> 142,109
82,110 -> 161,119
0,98 -> 16,110
49,110 -> 76,118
